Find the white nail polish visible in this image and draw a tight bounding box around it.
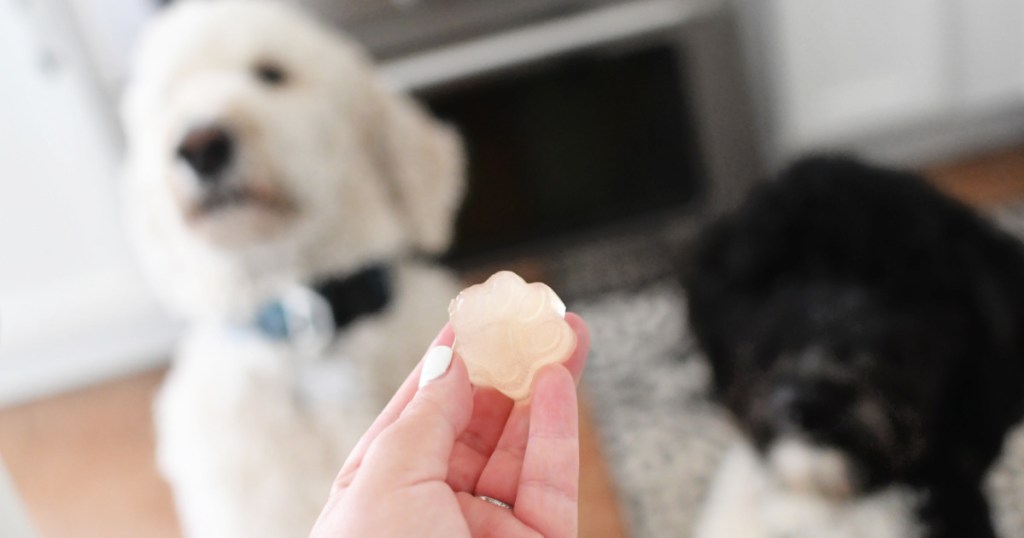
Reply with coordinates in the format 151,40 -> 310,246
419,345 -> 453,388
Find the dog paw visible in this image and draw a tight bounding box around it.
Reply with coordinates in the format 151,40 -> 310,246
448,271 -> 575,400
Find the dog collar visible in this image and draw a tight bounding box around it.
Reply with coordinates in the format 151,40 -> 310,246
252,265 -> 392,353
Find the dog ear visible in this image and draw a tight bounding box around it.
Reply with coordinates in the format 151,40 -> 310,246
374,86 -> 465,255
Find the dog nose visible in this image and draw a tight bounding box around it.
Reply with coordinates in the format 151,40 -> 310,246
771,381 -> 854,433
177,125 -> 233,180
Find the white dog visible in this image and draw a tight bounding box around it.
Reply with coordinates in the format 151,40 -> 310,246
120,1 -> 464,536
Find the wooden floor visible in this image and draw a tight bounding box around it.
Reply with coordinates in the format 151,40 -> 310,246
3,145 -> 1024,538
0,370 -> 179,538
929,146 -> 1024,207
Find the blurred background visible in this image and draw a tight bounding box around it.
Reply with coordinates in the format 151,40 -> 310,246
3,0 -> 1024,536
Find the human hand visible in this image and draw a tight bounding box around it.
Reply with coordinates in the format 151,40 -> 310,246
310,314 -> 590,538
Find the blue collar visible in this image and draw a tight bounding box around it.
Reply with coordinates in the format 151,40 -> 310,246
252,265 -> 391,351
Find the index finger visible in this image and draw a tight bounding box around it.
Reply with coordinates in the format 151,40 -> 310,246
331,323 -> 455,493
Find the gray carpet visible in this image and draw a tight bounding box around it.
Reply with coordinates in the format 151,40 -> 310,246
574,206 -> 1024,538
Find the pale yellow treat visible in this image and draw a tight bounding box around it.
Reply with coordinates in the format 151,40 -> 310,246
448,271 -> 576,400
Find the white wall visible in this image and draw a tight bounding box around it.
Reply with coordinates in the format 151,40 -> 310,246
741,0 -> 1024,168
0,0 -> 178,407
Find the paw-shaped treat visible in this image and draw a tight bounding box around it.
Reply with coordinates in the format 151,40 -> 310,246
448,271 -> 575,400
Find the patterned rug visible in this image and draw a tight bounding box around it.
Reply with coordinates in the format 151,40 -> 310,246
573,205 -> 1024,538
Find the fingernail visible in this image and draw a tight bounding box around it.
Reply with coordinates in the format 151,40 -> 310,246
419,345 -> 453,388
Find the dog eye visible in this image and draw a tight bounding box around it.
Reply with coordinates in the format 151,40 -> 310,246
254,62 -> 287,86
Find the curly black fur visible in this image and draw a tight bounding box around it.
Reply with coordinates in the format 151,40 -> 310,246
683,156 -> 1024,538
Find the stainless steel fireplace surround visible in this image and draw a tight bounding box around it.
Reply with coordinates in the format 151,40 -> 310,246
361,0 -> 764,260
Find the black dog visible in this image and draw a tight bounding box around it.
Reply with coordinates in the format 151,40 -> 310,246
684,156 -> 1024,537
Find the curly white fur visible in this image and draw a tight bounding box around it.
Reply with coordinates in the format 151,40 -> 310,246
120,1 -> 464,536
696,441 -> 924,538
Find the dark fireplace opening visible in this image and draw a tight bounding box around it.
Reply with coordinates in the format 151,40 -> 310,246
422,43 -> 706,266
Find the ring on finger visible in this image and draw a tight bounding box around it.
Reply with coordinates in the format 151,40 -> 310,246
477,495 -> 513,510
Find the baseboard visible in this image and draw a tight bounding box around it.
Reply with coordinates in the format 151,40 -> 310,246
0,265 -> 182,407
0,313 -> 180,408
774,101 -> 1024,170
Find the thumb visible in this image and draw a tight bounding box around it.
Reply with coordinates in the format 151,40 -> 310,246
357,346 -> 474,489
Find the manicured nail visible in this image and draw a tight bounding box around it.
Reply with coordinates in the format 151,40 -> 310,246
419,345 -> 454,388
